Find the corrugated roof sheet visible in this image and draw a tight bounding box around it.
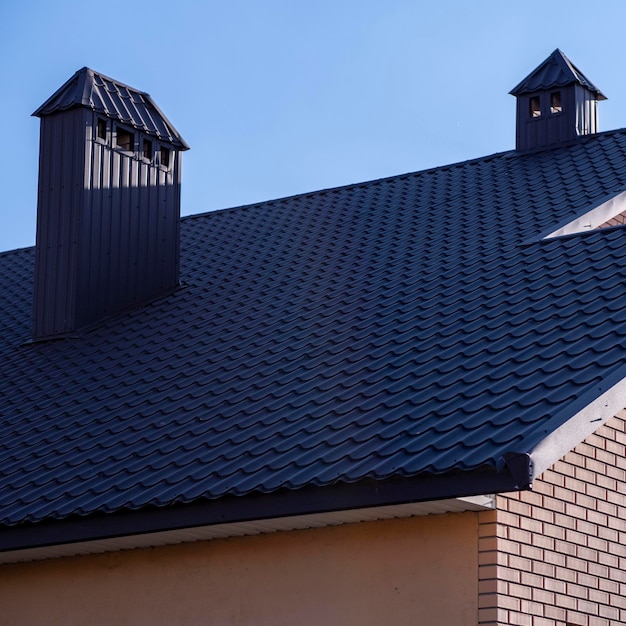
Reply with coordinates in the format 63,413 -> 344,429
510,49 -> 607,99
3,128 -> 626,529
33,67 -> 189,149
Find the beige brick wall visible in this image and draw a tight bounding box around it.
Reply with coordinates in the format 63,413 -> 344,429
479,412 -> 626,626
598,211 -> 626,229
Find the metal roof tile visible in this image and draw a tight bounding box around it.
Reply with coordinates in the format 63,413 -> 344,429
3,129 -> 626,529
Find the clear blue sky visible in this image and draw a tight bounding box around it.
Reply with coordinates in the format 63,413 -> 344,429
1,0 -> 626,251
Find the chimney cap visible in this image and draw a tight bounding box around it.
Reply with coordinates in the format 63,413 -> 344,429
509,49 -> 606,100
33,67 -> 189,150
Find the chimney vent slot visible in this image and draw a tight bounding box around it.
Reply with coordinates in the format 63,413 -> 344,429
142,138 -> 153,161
96,118 -> 107,141
529,96 -> 541,118
116,127 -> 134,151
160,146 -> 170,168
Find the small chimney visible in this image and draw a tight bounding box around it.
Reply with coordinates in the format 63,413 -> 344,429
510,49 -> 606,151
31,68 -> 189,340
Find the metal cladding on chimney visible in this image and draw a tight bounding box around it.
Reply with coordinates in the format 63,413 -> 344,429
31,68 -> 189,341
510,49 -> 606,151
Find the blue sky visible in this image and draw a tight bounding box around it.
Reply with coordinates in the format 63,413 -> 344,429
1,0 -> 626,251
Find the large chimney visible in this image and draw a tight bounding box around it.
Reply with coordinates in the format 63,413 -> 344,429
31,68 -> 189,340
510,49 -> 606,151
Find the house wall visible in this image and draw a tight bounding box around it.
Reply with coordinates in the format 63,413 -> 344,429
0,510 -> 479,626
479,410 -> 626,626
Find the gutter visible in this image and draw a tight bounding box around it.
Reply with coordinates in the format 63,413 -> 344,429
0,496 -> 495,564
0,465 -> 520,561
9,370 -> 622,565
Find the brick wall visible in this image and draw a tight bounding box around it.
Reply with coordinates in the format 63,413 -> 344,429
478,411 -> 626,626
598,211 -> 626,229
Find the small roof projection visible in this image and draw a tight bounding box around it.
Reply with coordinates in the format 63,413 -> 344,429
510,48 -> 606,99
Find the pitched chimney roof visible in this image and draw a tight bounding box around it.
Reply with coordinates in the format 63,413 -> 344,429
510,48 -> 606,99
33,67 -> 189,149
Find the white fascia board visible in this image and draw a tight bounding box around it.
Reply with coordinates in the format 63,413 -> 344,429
0,496 -> 494,564
530,377 -> 626,479
543,189 -> 626,239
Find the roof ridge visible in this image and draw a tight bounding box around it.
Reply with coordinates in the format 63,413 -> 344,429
181,149 -> 518,221
181,127 -> 626,223
0,245 -> 34,257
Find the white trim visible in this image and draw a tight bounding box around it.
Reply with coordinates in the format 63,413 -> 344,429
530,379 -> 626,478
0,496 -> 495,564
543,189 -> 626,239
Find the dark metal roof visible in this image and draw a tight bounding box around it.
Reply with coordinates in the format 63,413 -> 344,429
3,128 -> 626,543
33,67 -> 189,149
510,49 -> 607,99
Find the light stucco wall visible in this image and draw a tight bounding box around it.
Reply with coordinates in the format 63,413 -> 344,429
0,511 -> 478,626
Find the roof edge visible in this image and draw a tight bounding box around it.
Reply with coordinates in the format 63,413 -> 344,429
182,150 -> 519,221
182,127 -> 626,223
0,496 -> 496,564
530,377 -> 626,478
32,67 -> 91,117
0,468 -> 522,555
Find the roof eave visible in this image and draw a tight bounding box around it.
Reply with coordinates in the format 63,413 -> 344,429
0,495 -> 496,564
32,66 -> 89,117
0,465 -> 525,559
